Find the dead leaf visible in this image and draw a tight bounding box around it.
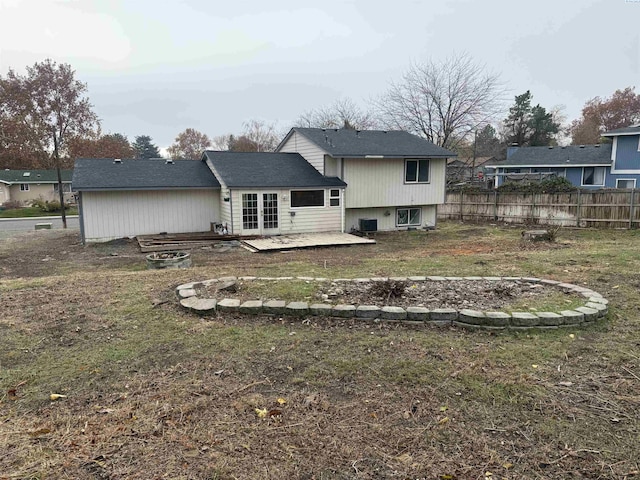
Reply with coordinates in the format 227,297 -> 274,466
7,389 -> 18,400
255,408 -> 268,418
28,428 -> 52,437
532,364 -> 539,369
438,416 -> 450,425
50,394 -> 67,401
97,408 -> 115,414
503,462 -> 513,469
439,405 -> 448,412
277,397 -> 287,405
267,409 -> 282,417
558,381 -> 573,387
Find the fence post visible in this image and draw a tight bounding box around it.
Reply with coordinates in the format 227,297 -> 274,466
493,190 -> 498,221
460,191 -> 464,222
576,189 -> 582,227
630,188 -> 636,230
532,193 -> 537,224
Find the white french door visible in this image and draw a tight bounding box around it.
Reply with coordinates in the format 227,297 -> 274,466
241,192 -> 279,235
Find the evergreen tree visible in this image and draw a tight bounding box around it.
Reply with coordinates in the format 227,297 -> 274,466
132,135 -> 161,159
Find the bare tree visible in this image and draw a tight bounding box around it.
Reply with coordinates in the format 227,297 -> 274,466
240,119 -> 279,152
296,98 -> 378,130
375,53 -> 504,149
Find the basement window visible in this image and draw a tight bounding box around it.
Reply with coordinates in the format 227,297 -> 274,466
20,183 -> 30,191
396,207 -> 421,227
291,190 -> 324,208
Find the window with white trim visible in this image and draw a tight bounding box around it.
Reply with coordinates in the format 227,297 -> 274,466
582,166 -> 605,186
329,189 -> 340,207
396,207 -> 421,227
616,178 -> 636,189
405,159 -> 430,183
20,183 -> 29,191
291,190 -> 324,208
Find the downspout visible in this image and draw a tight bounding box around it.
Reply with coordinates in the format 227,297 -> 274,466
229,189 -> 234,235
341,188 -> 345,233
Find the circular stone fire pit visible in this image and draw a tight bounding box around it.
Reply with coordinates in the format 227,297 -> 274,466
146,251 -> 192,269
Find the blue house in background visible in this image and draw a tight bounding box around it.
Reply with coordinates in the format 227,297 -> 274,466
486,124 -> 640,189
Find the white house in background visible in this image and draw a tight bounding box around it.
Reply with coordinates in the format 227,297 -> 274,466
73,128 -> 456,243
0,169 -> 73,206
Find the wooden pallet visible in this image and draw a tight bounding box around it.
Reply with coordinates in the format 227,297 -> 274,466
137,232 -> 246,253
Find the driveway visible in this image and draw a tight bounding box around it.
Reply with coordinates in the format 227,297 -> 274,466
0,215 -> 79,238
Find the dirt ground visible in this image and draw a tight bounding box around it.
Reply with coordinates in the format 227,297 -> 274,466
1,225 -> 639,479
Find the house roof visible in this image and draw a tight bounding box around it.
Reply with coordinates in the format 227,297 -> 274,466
202,151 -> 347,188
72,158 -> 220,191
0,169 -> 73,184
485,144 -> 612,168
447,156 -> 495,168
280,127 -> 457,158
602,125 -> 640,137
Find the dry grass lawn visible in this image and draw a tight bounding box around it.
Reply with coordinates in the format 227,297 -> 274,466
0,222 -> 639,479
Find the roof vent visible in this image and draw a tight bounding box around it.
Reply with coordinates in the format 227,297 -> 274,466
166,159 -> 174,164
548,146 -> 553,149
23,172 -> 31,177
595,144 -> 600,147
113,159 -> 122,164
579,145 -> 585,148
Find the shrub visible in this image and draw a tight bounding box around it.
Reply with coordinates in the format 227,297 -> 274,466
497,176 -> 577,194
32,198 -> 62,213
1,200 -> 22,210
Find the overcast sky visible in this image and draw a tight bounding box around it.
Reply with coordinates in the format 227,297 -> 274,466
1,0 -> 639,149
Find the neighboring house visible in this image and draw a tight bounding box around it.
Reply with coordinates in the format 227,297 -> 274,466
487,124 -> 640,189
72,159 -> 220,243
0,169 -> 73,205
277,128 -> 455,232
73,128 -> 456,243
446,156 -> 495,183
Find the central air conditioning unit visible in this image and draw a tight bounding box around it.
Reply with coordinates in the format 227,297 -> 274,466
359,218 -> 378,233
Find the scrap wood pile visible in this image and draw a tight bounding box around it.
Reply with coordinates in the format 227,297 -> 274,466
137,232 -> 246,252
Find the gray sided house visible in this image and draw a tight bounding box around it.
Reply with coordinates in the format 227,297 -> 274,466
73,128 -> 456,242
487,125 -> 640,189
0,169 -> 73,206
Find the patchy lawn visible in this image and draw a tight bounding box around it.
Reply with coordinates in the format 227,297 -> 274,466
0,206 -> 78,218
0,222 -> 639,479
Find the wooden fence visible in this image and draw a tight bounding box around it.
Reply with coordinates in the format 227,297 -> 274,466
438,189 -> 640,228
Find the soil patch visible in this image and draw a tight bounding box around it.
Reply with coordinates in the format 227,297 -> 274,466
201,279 -> 580,311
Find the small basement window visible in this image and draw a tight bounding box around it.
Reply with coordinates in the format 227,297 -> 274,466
291,190 -> 324,208
20,183 -> 30,191
397,207 -> 421,227
616,178 -> 636,189
329,189 -> 340,207
405,159 -> 430,183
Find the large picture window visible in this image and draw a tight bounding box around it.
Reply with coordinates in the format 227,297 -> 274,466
405,159 -> 430,183
582,167 -> 605,186
396,207 -> 421,227
291,190 -> 324,208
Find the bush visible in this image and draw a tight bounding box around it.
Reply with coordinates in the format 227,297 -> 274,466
497,176 -> 577,194
1,200 -> 22,210
32,198 -> 62,213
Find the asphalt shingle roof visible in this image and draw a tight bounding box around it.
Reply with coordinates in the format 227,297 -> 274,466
72,158 -> 220,190
602,125 -> 640,136
0,169 -> 72,184
486,144 -> 612,167
286,128 -> 456,158
202,151 -> 347,188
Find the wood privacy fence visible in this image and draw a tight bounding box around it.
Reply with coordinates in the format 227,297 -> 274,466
438,189 -> 640,228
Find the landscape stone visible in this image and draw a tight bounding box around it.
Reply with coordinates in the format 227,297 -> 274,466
575,306 -> 599,322
445,276 -> 463,281
286,302 -> 309,316
463,276 -> 483,281
370,277 -> 389,282
560,310 -> 584,325
380,306 -> 407,321
297,276 -> 315,281
217,298 -> 240,312
263,300 -> 286,315
407,276 -> 426,282
540,279 -> 561,285
406,306 -> 429,321
239,300 -> 263,314
356,305 -> 381,319
389,277 -> 408,282
427,276 -> 446,281
510,312 -> 540,327
585,302 -> 607,317
176,282 -> 195,290
354,277 -> 371,283
309,304 -> 333,316
180,297 -> 217,313
522,277 -> 541,283
218,276 -> 237,282
536,311 -> 563,326
458,309 -> 485,325
239,276 -> 257,281
484,311 -> 511,327
429,308 -> 457,324
178,288 -> 197,298
483,276 -> 502,281
588,297 -> 608,305
502,277 -> 521,281
332,304 -> 356,318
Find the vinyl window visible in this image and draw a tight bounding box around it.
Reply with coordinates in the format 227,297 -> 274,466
405,159 -> 430,183
396,207 -> 421,227
582,167 -> 605,186
20,184 -> 30,191
291,190 -> 324,208
616,179 -> 636,189
329,189 -> 340,207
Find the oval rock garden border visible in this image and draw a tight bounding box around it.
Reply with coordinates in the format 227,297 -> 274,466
175,276 -> 609,330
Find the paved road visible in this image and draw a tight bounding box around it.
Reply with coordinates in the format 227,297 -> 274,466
0,215 -> 79,232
